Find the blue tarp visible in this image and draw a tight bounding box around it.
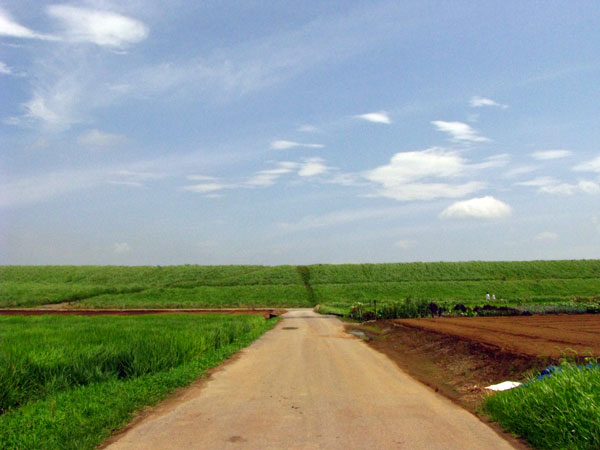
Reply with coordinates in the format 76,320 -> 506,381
535,363 -> 600,381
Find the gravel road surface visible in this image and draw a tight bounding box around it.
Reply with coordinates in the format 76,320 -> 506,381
105,309 -> 518,449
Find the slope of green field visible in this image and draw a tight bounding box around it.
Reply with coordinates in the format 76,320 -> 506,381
1,260 -> 598,308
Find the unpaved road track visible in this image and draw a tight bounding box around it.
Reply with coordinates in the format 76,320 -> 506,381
105,309 -> 518,450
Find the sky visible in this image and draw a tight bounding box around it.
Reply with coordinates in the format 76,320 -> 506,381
1,0 -> 599,265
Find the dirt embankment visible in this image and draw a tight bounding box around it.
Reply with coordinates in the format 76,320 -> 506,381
396,314 -> 600,358
350,314 -> 599,415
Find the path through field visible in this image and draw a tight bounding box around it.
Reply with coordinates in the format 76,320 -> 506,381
105,309 -> 518,449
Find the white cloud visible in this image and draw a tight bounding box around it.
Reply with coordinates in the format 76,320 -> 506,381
182,183 -> 232,194
246,162 -> 298,187
440,196 -> 512,219
113,242 -> 131,254
0,7 -> 55,40
108,170 -> 166,187
530,149 -> 573,160
46,5 -> 148,48
469,96 -> 508,109
431,121 -> 489,142
573,155 -> 600,173
297,124 -> 319,133
186,175 -> 218,182
280,207 -> 404,232
355,111 -> 391,124
515,177 -> 599,195
270,140 -> 324,150
0,168 -> 104,207
503,166 -> 538,178
394,239 -> 416,249
18,74 -> 84,130
577,180 -> 600,194
515,176 -> 558,188
77,129 -> 126,148
298,157 -> 328,177
0,61 -> 12,75
534,231 -> 558,241
363,147 -> 485,201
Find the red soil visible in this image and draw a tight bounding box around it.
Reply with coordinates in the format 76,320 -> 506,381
394,314 -> 600,358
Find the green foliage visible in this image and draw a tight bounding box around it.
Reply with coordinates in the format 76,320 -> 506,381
483,363 -> 600,450
0,314 -> 277,449
1,260 -> 598,308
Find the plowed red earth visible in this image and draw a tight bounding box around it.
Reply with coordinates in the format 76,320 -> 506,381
395,314 -> 600,358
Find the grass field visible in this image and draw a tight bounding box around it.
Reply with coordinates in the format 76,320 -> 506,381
483,363 -> 600,450
0,313 -> 277,449
1,260 -> 598,308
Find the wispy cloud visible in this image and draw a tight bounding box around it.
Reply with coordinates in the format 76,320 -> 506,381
469,96 -> 508,109
246,161 -> 299,187
515,176 -> 600,195
182,182 -> 233,194
46,5 -> 149,48
297,124 -> 320,133
573,155 -> 600,173
440,196 -> 512,219
431,121 -> 489,142
77,129 -> 127,148
279,206 -> 404,232
270,140 -> 324,150
363,147 -> 485,201
355,111 -> 391,124
0,7 -> 56,40
394,239 -> 417,249
298,157 -> 329,177
0,61 -> 12,75
530,149 -> 573,160
503,165 -> 538,178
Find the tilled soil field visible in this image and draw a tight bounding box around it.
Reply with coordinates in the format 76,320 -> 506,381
394,314 -> 600,358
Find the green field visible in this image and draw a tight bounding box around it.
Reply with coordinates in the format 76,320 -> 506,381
1,260 -> 599,308
0,313 -> 277,449
483,363 -> 600,450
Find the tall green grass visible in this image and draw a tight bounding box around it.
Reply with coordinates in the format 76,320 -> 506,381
0,314 -> 277,449
483,364 -> 600,450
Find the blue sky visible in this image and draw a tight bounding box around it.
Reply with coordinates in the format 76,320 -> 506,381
1,0 -> 599,265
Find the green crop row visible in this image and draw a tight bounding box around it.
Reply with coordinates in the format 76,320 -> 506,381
0,314 -> 277,449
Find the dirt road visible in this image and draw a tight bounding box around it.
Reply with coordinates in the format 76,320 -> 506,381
105,309 -> 518,449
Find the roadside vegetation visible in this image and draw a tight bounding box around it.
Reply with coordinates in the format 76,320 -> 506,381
1,260 -> 598,309
483,361 -> 600,450
0,314 -> 277,449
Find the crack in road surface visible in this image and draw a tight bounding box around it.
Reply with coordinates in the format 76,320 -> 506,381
105,309 -> 518,449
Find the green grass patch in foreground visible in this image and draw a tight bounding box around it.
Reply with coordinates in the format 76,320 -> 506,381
483,364 -> 600,450
0,314 -> 278,450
